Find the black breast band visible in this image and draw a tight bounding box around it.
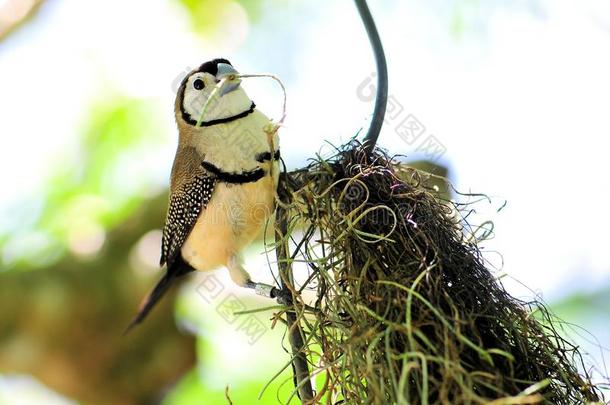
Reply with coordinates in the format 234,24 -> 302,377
201,160 -> 265,184
255,149 -> 281,163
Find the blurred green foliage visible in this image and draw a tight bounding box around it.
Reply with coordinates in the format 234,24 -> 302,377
2,98 -> 167,270
166,369 -> 287,405
177,0 -> 265,35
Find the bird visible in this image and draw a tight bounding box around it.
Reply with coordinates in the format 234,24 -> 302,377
127,58 -> 282,331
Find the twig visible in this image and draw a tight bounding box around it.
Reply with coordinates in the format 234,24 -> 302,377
236,73 -> 288,125
275,200 -> 315,403
224,385 -> 234,405
355,0 -> 388,155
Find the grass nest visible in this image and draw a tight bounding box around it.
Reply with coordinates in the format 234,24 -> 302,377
275,142 -> 605,404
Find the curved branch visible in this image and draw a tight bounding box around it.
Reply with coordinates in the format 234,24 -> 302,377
355,0 -> 388,155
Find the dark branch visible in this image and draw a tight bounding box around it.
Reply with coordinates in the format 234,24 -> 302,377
275,203 -> 314,403
355,0 -> 388,155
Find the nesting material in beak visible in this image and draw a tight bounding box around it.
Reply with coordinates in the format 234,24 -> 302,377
216,63 -> 242,96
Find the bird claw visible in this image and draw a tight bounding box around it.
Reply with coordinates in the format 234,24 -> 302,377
272,287 -> 293,306
253,283 -> 275,297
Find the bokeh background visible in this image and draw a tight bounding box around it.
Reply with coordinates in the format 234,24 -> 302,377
1,0 -> 609,403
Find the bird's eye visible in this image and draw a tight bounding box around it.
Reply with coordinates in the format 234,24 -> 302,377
193,79 -> 204,90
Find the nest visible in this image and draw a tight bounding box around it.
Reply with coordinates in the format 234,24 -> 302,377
275,143 -> 605,404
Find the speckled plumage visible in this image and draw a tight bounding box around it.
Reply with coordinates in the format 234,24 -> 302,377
160,172 -> 216,269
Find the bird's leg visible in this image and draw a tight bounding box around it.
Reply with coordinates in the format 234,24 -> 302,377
245,280 -> 293,306
227,255 -> 291,304
244,280 -> 276,298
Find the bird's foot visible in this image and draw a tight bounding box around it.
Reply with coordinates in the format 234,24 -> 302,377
272,287 -> 293,306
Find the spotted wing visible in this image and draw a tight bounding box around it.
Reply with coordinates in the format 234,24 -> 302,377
160,173 -> 216,269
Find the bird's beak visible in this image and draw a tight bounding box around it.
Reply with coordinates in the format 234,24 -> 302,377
216,63 -> 241,96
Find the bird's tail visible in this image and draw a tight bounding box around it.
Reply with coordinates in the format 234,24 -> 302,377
124,258 -> 193,334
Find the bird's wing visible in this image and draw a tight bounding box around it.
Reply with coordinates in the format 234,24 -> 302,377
160,173 -> 216,269
125,148 -> 215,332
160,153 -> 216,270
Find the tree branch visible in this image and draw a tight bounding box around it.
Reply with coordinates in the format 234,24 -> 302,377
275,202 -> 314,403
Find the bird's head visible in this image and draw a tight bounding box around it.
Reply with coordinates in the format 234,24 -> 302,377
175,58 -> 252,127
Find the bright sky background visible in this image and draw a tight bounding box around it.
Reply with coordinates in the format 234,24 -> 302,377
1,0 -> 610,302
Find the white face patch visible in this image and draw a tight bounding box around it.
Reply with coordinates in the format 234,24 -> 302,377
182,72 -> 252,124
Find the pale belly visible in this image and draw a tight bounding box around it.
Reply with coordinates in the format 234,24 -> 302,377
180,175 -> 276,272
